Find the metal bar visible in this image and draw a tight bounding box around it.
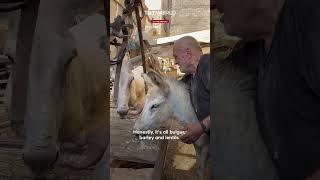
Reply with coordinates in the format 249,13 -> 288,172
134,0 -> 146,73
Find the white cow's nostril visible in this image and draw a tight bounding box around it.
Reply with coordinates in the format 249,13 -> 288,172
117,108 -> 129,118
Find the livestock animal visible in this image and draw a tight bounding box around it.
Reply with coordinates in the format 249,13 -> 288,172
117,55 -> 145,117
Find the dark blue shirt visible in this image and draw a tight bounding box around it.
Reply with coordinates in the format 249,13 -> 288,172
181,54 -> 210,121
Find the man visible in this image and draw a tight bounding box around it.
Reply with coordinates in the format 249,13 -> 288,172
212,41 -> 279,180
172,36 -> 210,144
215,0 -> 320,179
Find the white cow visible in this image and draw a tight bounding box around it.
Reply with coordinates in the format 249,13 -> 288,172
134,71 -> 209,180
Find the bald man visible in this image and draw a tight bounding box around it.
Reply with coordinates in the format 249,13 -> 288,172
173,36 -> 210,144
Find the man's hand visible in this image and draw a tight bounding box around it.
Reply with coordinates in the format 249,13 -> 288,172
179,123 -> 203,144
306,169 -> 320,180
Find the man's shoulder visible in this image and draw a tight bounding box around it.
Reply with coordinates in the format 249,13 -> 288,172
198,54 -> 210,73
201,53 -> 210,59
213,42 -> 259,90
200,54 -> 210,65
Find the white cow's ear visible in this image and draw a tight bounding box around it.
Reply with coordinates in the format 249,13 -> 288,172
141,73 -> 154,89
147,70 -> 169,96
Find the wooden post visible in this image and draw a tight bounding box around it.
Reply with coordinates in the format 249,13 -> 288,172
112,8 -> 131,103
10,0 -> 40,133
134,0 -> 146,73
152,140 -> 168,180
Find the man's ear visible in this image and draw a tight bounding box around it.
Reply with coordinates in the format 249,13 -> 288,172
147,70 -> 169,96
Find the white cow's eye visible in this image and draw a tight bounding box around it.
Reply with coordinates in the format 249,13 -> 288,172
151,104 -> 159,110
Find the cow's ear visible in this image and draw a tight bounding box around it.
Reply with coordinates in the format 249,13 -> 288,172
141,73 -> 154,90
147,70 -> 169,96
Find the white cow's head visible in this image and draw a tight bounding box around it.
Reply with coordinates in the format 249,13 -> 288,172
134,71 -> 172,131
117,59 -> 134,117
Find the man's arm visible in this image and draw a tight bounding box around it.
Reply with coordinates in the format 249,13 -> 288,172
180,55 -> 211,144
180,115 -> 210,144
201,115 -> 210,130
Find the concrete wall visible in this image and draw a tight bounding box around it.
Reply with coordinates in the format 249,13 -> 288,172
169,0 -> 210,36
144,0 -> 164,41
145,0 -> 210,38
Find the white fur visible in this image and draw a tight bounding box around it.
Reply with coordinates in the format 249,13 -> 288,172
117,55 -> 145,115
134,75 -> 209,180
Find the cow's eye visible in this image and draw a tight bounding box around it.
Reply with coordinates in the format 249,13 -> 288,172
150,104 -> 159,110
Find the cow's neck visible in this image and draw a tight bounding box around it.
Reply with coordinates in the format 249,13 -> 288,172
165,78 -> 198,125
